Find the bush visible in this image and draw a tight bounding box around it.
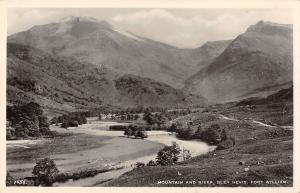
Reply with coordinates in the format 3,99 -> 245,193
50,117 -> 58,125
135,162 -> 145,168
69,120 -> 79,127
61,121 -> 69,129
32,158 -> 59,186
201,124 -> 225,145
109,125 -> 128,131
176,126 -> 197,140
6,172 -> 15,186
183,149 -> 192,161
146,160 -> 157,166
124,127 -> 132,137
168,123 -> 178,133
6,127 -> 15,140
217,136 -> 236,150
39,116 -> 50,128
156,142 -> 181,166
134,130 -> 148,139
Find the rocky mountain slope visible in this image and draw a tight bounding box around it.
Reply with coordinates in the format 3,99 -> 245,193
189,40 -> 231,69
7,43 -> 207,115
185,21 -> 293,102
8,16 -> 209,89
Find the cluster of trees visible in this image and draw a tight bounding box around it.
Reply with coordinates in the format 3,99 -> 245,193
51,112 -> 87,128
136,142 -> 191,168
143,111 -> 168,126
102,113 -> 140,121
156,142 -> 182,166
113,106 -> 167,114
6,102 -> 53,139
88,106 -> 196,120
169,123 -> 235,149
109,124 -> 168,132
124,125 -> 148,139
142,109 -> 199,126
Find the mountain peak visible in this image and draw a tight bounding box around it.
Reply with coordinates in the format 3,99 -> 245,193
246,20 -> 292,36
61,16 -> 99,23
60,16 -> 112,28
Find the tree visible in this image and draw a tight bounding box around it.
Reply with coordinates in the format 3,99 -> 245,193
39,116 -> 50,128
201,124 -> 224,144
50,117 -> 58,125
32,158 -> 59,186
146,160 -> 157,166
182,148 -> 192,161
156,142 -> 181,166
61,121 -> 69,129
6,102 -> 53,139
134,130 -> 148,139
143,112 -> 156,125
69,120 -> 79,127
134,114 -> 140,120
124,127 -> 132,137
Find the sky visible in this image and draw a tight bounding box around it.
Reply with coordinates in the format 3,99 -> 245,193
7,8 -> 293,48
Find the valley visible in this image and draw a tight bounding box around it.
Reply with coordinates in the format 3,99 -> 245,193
5,16 -> 294,187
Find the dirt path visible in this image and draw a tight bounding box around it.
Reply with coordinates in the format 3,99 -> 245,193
218,114 -> 293,130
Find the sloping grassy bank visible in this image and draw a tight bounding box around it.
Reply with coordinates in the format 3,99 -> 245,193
107,112 -> 293,187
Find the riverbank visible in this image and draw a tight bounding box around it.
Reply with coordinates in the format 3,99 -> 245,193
7,119 -> 213,186
6,125 -> 163,181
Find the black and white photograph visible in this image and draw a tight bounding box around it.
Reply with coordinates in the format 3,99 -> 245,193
1,1 -> 299,190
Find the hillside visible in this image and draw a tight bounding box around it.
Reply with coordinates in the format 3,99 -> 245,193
189,40 -> 231,69
7,43 -> 207,116
8,16 -> 206,89
185,21 -> 293,102
114,74 -> 206,107
108,87 -> 293,187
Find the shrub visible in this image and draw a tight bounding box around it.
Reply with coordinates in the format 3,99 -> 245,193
6,172 -> 15,186
50,117 -> 59,125
146,160 -> 157,166
32,158 -> 59,186
135,162 -> 145,168
6,127 -> 15,140
69,120 -> 79,127
134,130 -> 148,139
176,126 -> 197,140
168,123 -> 178,133
61,121 -> 69,129
217,136 -> 236,150
183,149 -> 192,161
39,116 -> 50,128
201,124 -> 224,145
156,142 -> 181,166
109,125 -> 128,131
124,127 -> 132,137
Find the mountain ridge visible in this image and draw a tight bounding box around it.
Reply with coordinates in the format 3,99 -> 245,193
8,17 -> 204,88
184,20 -> 293,102
7,43 -> 207,116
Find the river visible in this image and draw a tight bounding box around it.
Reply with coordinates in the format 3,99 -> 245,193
7,119 -> 215,187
